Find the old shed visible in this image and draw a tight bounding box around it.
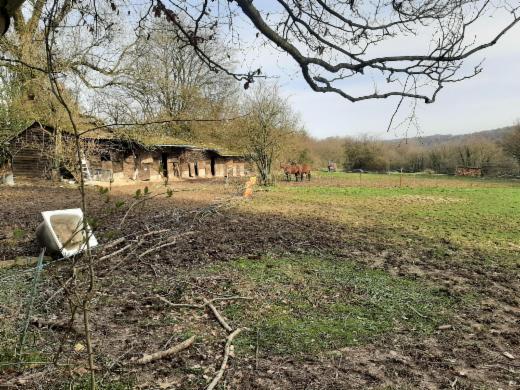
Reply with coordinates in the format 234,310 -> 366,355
4,122 -> 247,183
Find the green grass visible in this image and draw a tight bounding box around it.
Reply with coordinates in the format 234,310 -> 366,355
205,256 -> 458,356
12,227 -> 26,240
186,173 -> 519,357
1,172 -> 517,381
0,348 -> 46,370
251,172 -> 520,267
0,267 -> 33,370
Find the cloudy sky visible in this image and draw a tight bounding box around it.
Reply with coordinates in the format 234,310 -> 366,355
238,8 -> 520,140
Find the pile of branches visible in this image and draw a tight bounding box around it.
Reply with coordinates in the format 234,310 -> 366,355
1,193 -> 252,388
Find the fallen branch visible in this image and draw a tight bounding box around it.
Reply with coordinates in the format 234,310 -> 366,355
210,296 -> 254,303
206,328 -> 247,390
99,243 -> 132,261
45,276 -> 73,305
141,229 -> 170,238
135,335 -> 195,365
204,298 -> 232,332
156,295 -> 253,312
138,231 -> 195,259
119,191 -> 189,228
102,237 -> 126,250
155,294 -> 202,309
120,194 -> 162,228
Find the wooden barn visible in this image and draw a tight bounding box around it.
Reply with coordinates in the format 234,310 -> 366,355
4,122 -> 56,179
4,122 -> 247,183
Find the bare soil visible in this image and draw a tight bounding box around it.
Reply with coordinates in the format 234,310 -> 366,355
0,178 -> 518,389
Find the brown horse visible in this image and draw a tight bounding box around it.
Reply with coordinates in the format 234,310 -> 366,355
299,164 -> 312,181
281,163 -> 311,181
280,163 -> 300,181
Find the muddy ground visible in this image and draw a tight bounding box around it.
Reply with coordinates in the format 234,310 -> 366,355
0,178 -> 518,389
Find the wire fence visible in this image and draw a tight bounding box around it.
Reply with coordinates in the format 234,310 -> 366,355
0,248 -> 60,369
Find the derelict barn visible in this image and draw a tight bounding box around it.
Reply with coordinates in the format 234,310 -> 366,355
5,122 -> 247,182
5,123 -> 56,179
112,146 -> 246,182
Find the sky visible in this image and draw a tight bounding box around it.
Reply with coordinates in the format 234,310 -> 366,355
237,7 -> 520,140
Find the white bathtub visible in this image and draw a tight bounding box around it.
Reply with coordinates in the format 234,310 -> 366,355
36,208 -> 98,258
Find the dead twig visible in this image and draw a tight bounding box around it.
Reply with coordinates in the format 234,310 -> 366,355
155,295 -> 253,312
120,191 -> 181,228
30,316 -> 82,334
406,303 -> 428,319
45,276 -> 73,305
102,237 -> 126,250
99,243 -> 132,261
155,294 -> 202,309
206,328 -> 247,390
210,296 -> 253,303
255,328 -> 260,370
119,196 -> 157,228
135,335 -> 195,365
138,231 -> 195,259
141,229 -> 170,238
204,298 -> 232,332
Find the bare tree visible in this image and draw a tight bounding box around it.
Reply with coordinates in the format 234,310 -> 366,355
126,18 -> 234,118
2,0 -> 517,133
238,83 -> 297,185
502,125 -> 520,172
344,135 -> 388,171
93,17 -> 238,143
150,0 -> 520,104
0,0 -> 129,137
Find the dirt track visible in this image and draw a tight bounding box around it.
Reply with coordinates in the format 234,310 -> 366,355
0,179 -> 519,389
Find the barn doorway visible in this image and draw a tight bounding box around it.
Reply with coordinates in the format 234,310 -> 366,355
210,157 -> 216,176
194,161 -> 199,177
161,153 -> 168,177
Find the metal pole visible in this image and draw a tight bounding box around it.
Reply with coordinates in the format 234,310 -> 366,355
17,248 -> 46,361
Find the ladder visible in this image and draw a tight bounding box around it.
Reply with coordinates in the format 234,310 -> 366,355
80,154 -> 91,181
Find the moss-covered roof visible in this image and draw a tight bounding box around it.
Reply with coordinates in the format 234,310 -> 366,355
201,144 -> 243,157
6,121 -> 243,157
136,136 -> 242,157
108,126 -> 243,156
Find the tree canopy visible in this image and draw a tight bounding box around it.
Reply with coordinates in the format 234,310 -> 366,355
1,0 -> 518,106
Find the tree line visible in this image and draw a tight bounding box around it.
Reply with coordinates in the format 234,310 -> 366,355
292,126 -> 520,176
0,0 -> 518,183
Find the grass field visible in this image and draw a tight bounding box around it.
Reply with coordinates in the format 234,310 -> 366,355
208,256 -> 458,355
252,172 -> 520,266
0,173 -> 519,388
187,172 -> 519,360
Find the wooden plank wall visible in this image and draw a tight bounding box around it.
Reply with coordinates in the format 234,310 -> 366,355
11,126 -> 54,178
